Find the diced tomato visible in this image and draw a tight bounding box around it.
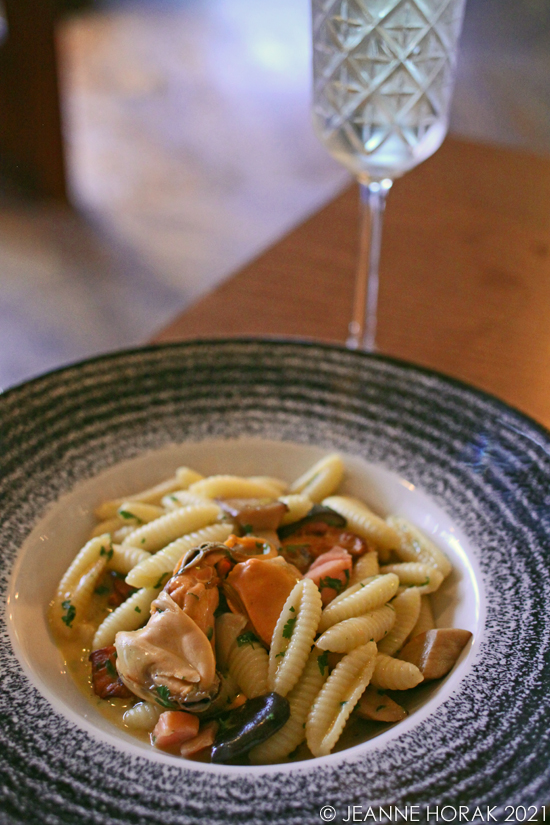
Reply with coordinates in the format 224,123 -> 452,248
152,711 -> 200,751
179,721 -> 218,758
89,645 -> 132,699
305,547 -> 352,606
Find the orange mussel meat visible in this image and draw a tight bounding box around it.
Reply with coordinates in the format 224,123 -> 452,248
224,557 -> 302,646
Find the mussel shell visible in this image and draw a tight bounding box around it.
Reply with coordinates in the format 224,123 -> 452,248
211,692 -> 290,763
277,504 -> 346,539
175,542 -> 230,575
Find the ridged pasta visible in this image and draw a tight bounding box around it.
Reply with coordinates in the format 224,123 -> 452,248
107,544 -> 151,576
161,491 -> 211,511
378,588 -> 421,656
289,453 -> 344,502
306,642 -> 377,757
370,653 -> 424,690
317,573 -> 399,633
316,605 -> 396,652
227,635 -> 269,698
215,612 -> 248,674
125,522 -> 233,588
112,526 -> 137,543
175,466 -> 204,488
248,476 -> 288,495
94,477 -> 185,520
189,475 -> 283,500
268,579 -> 323,697
66,557 -> 107,633
117,502 -> 165,525
92,586 -> 160,649
53,534 -> 112,608
409,595 -> 436,639
89,517 -> 124,539
123,701 -> 162,730
249,648 -> 326,764
322,496 -> 400,551
386,516 -> 452,578
278,494 -> 313,526
349,551 -> 379,585
122,503 -> 220,552
380,562 -> 444,595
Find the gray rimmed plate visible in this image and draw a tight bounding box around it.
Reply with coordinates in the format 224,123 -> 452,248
1,339 -> 550,825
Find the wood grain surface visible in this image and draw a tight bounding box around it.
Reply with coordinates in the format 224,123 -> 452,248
153,137 -> 550,428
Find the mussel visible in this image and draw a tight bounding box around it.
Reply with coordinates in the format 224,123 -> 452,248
211,692 -> 290,763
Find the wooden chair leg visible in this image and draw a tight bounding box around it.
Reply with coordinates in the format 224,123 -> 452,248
0,0 -> 68,201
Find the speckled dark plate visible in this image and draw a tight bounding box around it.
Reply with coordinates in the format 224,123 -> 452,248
1,339 -> 550,825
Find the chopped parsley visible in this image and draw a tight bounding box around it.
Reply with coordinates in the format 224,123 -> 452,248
289,606 -> 295,612
317,650 -> 329,675
134,606 -> 141,613
154,685 -> 178,709
99,544 -> 114,562
339,701 -> 348,707
275,651 -> 285,658
282,616 -> 296,640
152,572 -> 170,589
119,510 -> 140,521
318,576 -> 343,593
61,599 -> 76,628
236,631 -> 258,647
105,659 -> 117,680
94,585 -> 110,596
241,524 -> 253,535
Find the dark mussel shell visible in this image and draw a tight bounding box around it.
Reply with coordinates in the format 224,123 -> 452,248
277,504 -> 346,539
211,692 -> 290,763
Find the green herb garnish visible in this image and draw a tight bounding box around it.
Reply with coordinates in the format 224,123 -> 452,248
154,685 -> 178,709
282,616 -> 296,639
152,572 -> 170,589
318,576 -> 343,593
236,631 -> 258,647
105,659 -> 117,679
100,544 -> 114,562
94,585 -> 110,596
317,650 -> 329,675
61,599 -> 76,628
134,606 -> 141,613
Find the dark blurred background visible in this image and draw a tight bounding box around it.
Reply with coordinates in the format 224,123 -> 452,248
0,0 -> 548,390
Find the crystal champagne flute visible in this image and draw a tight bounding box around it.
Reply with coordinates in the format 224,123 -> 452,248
312,0 -> 467,351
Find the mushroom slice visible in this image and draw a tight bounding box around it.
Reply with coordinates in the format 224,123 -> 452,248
115,591 -> 218,709
217,498 -> 289,532
398,628 -> 472,681
355,685 -> 407,723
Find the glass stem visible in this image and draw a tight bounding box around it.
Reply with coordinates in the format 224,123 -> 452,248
347,178 -> 393,352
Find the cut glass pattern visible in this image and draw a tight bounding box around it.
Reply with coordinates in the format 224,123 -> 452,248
312,0 -> 466,173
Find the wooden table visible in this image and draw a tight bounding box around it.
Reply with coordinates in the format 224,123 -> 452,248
153,136 -> 550,430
